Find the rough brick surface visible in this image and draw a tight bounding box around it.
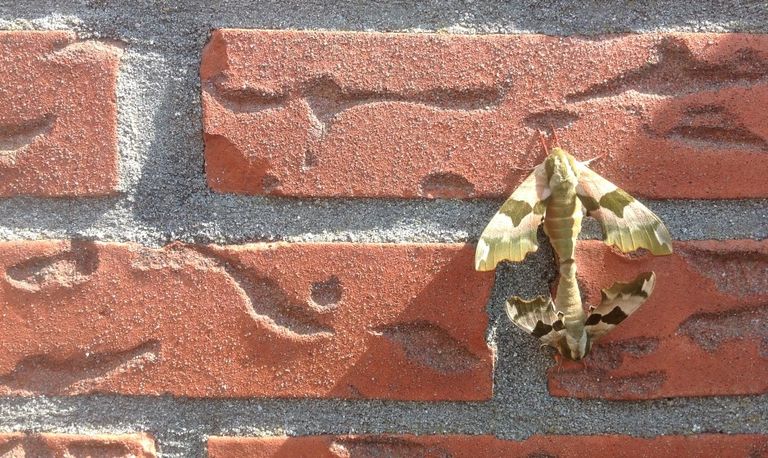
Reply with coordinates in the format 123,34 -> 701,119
548,240 -> 768,399
201,30 -> 768,199
207,434 -> 768,457
0,241 -> 493,400
0,433 -> 156,457
0,31 -> 122,197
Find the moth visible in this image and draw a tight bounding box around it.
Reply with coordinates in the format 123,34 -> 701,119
475,136 -> 673,360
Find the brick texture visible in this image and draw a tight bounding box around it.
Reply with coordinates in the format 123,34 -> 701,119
0,31 -> 122,197
0,241 -> 493,400
207,434 -> 768,458
548,240 -> 768,399
201,30 -> 768,199
0,433 -> 156,457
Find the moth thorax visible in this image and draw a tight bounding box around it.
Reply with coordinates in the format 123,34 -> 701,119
545,148 -> 580,191
552,167 -> 578,184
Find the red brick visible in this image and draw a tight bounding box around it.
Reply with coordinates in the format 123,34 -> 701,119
207,434 -> 768,458
0,241 -> 492,400
548,240 -> 768,399
0,433 -> 156,457
201,30 -> 768,199
0,31 -> 122,197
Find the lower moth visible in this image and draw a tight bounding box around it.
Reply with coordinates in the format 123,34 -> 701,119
475,136 -> 673,360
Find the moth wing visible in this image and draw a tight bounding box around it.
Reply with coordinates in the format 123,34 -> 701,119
475,165 -> 550,271
506,295 -> 566,348
585,271 -> 656,340
575,164 -> 673,255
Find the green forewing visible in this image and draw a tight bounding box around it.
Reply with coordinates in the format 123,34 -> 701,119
575,165 -> 673,255
475,165 -> 550,271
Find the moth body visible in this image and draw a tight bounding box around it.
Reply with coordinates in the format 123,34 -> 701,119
542,149 -> 591,358
475,143 -> 673,361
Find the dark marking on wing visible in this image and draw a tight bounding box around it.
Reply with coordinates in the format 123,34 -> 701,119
600,272 -> 653,300
602,307 -> 629,325
584,313 -> 602,326
532,321 -> 554,338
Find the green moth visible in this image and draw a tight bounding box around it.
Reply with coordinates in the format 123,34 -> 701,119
475,141 -> 673,360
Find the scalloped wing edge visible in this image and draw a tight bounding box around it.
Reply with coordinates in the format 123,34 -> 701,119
576,165 -> 673,256
584,271 -> 656,339
506,295 -> 565,348
475,165 -> 550,271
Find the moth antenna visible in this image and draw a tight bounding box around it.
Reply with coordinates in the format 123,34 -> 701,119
537,130 -> 549,154
550,124 -> 561,148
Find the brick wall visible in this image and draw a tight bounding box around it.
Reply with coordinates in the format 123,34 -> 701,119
1,2 -> 767,457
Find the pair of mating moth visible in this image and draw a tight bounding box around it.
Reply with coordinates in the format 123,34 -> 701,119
475,137 -> 673,360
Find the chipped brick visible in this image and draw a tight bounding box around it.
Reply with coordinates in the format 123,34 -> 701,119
207,434 -> 768,458
0,241 -> 492,400
0,433 -> 156,457
201,31 -> 768,199
0,31 -> 122,196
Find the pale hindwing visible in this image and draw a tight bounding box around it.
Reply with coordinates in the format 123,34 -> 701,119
475,165 -> 550,271
506,295 -> 566,348
584,271 -> 656,339
575,164 -> 673,255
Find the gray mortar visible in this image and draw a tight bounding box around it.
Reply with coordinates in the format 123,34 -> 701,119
1,1 -> 767,457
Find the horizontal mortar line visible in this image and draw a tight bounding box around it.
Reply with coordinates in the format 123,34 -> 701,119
2,392 -> 768,450
2,7 -> 768,36
1,393 -> 767,417
0,198 -> 764,246
0,426 -> 766,439
4,29 -> 768,44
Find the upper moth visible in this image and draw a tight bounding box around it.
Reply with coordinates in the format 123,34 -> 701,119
475,135 -> 673,360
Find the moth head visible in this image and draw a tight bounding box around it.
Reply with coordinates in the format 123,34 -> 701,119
545,147 -> 580,191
